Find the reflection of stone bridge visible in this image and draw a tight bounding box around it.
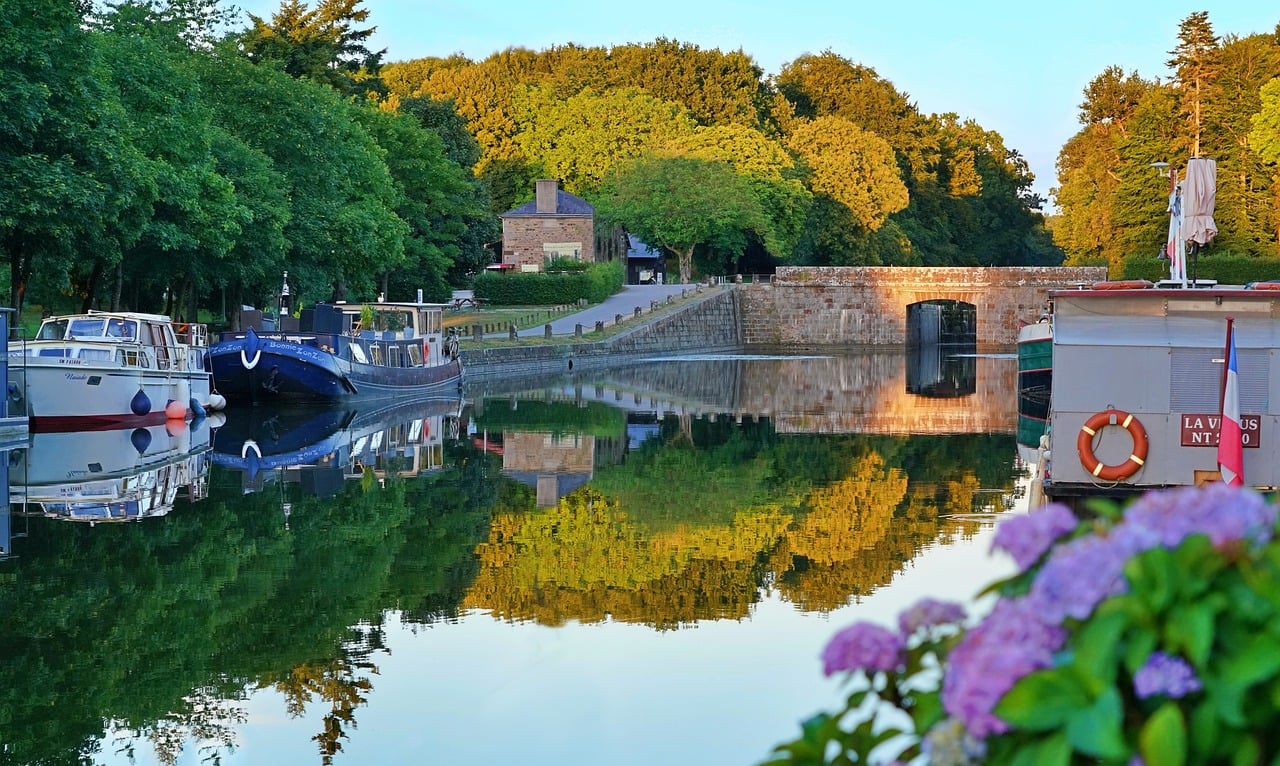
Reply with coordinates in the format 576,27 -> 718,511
468,351 -> 1018,435
739,266 -> 1105,348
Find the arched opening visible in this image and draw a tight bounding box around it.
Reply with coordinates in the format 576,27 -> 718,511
906,299 -> 977,398
906,299 -> 976,346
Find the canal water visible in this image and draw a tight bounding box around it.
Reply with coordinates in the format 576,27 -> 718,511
0,349 -> 1028,766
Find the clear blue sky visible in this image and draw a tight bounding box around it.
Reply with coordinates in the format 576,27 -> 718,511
231,1 -> 1278,208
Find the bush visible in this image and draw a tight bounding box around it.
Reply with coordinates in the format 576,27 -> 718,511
473,260 -> 624,306
764,484 -> 1280,766
1123,252 -> 1280,284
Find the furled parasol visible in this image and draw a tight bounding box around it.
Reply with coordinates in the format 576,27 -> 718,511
1181,157 -> 1218,247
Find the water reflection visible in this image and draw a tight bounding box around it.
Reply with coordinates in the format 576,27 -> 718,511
0,351 -> 1025,766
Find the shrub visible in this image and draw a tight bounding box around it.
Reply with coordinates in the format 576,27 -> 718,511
472,260 -> 623,306
1123,252 -> 1280,284
764,484 -> 1280,765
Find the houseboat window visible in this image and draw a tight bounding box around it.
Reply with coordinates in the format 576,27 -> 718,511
370,345 -> 383,365
351,344 -> 368,364
36,319 -> 70,340
37,348 -> 73,358
68,318 -> 108,338
77,348 -> 113,361
408,343 -> 423,365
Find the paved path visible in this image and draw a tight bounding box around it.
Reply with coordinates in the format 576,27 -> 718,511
458,284 -> 705,338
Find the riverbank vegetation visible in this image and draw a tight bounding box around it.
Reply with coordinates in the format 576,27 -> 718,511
1056,12 -> 1280,278
4,0 -> 1063,327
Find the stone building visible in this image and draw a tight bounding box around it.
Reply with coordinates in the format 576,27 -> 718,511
499,179 -> 595,271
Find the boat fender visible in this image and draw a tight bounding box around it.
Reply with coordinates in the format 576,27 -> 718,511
240,327 -> 262,370
1077,409 -> 1149,482
241,439 -> 262,460
189,397 -> 207,419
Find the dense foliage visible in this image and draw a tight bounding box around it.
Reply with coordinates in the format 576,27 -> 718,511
385,44 -> 1062,277
765,484 -> 1280,766
0,0 -> 494,318
1055,12 -> 1280,279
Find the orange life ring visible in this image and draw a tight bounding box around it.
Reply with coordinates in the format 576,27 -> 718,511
1077,409 -> 1149,481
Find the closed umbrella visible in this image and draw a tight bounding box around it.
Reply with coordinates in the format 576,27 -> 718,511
1165,169 -> 1185,286
1182,158 -> 1217,243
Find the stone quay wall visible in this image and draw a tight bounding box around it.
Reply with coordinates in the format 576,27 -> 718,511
460,288 -> 740,380
739,266 -> 1106,348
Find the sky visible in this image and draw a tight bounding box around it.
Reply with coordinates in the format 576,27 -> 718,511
230,1 -> 1279,208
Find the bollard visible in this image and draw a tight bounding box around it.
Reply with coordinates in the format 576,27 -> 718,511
472,324 -> 482,342
545,323 -> 553,339
615,313 -> 622,325
595,320 -> 604,333
508,323 -> 518,341
634,307 -> 642,318
575,324 -> 583,337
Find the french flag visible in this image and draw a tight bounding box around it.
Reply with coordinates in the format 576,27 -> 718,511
1218,318 -> 1244,486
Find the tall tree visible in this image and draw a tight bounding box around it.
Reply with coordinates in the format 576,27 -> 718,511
594,157 -> 769,283
238,0 -> 385,98
787,116 -> 908,232
1167,11 -> 1220,157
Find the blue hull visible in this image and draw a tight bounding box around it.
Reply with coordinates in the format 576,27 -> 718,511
208,328 -> 463,404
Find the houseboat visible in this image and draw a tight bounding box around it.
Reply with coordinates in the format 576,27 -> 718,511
207,302 -> 462,404
7,311 -> 218,431
1040,284 -> 1280,505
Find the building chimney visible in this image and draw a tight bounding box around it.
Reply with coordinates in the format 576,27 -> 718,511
535,179 -> 558,214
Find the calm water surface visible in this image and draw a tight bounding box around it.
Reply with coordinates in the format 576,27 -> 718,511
0,349 -> 1028,765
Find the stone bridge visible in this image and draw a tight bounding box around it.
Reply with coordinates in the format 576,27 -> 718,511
739,266 -> 1106,348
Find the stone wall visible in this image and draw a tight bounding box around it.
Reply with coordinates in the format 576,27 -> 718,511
739,266 -> 1106,348
500,216 -> 595,270
460,289 -> 740,381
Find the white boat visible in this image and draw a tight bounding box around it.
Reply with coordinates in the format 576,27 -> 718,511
10,419 -> 214,523
6,311 -> 221,431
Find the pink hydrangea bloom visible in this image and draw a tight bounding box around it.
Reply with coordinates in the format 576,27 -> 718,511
821,621 -> 905,676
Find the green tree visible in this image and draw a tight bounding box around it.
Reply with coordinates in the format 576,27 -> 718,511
238,0 -> 385,98
0,0 -> 142,313
1167,11 -> 1220,156
595,156 -> 769,283
513,86 -> 699,194
787,115 -> 908,231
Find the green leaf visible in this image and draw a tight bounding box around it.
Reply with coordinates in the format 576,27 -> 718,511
1139,702 -> 1186,766
1072,610 -> 1127,686
1008,730 -> 1072,766
1165,601 -> 1216,667
995,669 -> 1089,731
1221,634 -> 1280,687
908,689 -> 944,733
1066,687 -> 1128,759
1125,545 -> 1178,611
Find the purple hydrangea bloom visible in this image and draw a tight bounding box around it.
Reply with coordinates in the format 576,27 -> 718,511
941,597 -> 1067,738
991,504 -> 1078,570
1027,529 -> 1144,624
821,621 -> 905,676
1121,484 -> 1276,550
898,597 -> 967,638
1133,652 -> 1202,699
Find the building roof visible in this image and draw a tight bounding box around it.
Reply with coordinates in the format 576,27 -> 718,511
626,234 -> 663,260
501,189 -> 594,217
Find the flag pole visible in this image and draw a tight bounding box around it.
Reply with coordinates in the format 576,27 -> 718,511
1220,315 -> 1233,410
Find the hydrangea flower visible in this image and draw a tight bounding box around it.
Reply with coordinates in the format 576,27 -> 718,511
990,503 -> 1077,570
1133,651 -> 1202,699
821,621 -> 905,676
897,597 -> 967,638
940,597 -> 1066,737
1027,529 -> 1142,624
1121,483 -> 1276,550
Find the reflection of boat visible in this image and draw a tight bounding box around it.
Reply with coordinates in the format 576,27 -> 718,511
7,311 -> 218,431
208,302 -> 463,404
10,419 -> 215,522
211,395 -> 463,495
1042,284 -> 1280,503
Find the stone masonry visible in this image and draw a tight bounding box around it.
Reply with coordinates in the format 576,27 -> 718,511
739,266 -> 1107,348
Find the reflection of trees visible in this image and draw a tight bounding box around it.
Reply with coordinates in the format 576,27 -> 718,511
467,427 -> 1020,626
0,449 -> 494,766
464,489 -> 792,628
